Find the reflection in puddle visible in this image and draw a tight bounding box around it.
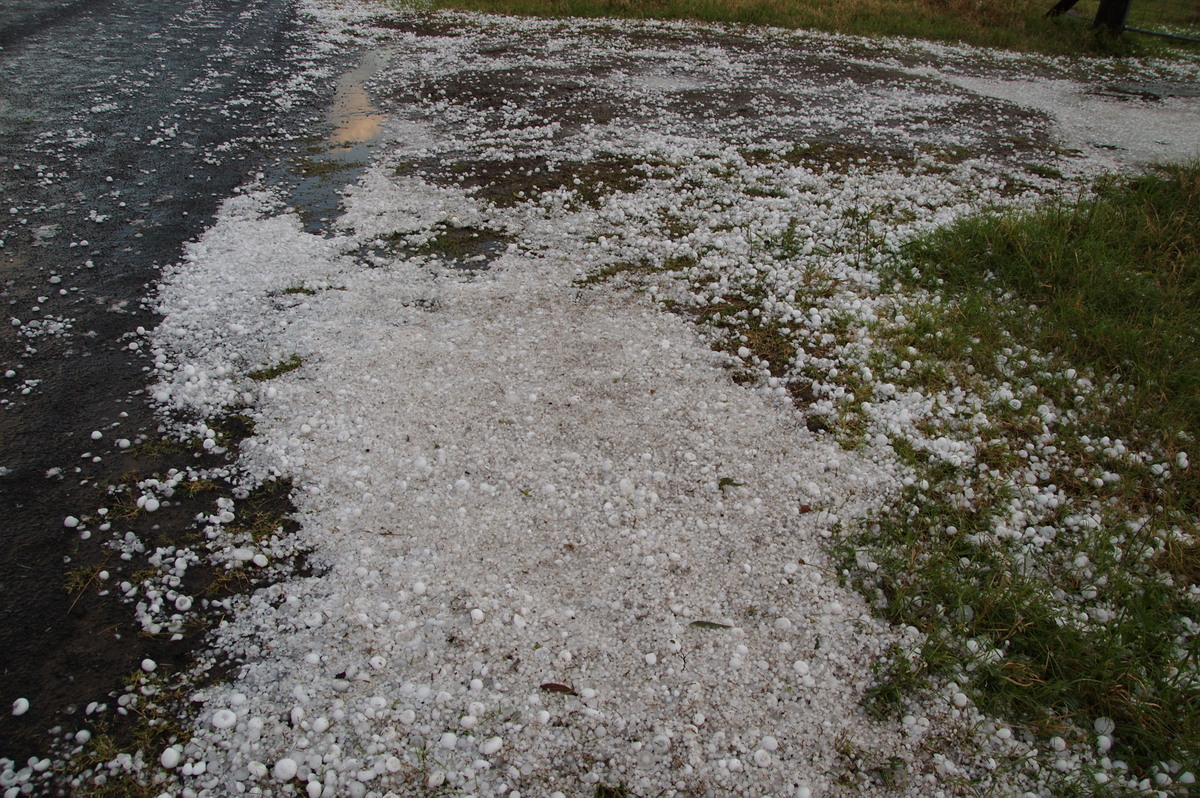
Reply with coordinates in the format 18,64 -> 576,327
327,50 -> 388,146
286,49 -> 391,235
329,82 -> 385,144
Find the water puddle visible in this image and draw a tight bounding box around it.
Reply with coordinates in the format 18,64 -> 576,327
327,50 -> 388,146
285,48 -> 391,234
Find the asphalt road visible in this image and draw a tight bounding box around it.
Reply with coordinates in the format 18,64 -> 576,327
0,0 -> 346,768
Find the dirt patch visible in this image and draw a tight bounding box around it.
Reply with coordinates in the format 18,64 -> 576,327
375,16 -> 1061,179
386,66 -> 637,135
397,152 -> 670,208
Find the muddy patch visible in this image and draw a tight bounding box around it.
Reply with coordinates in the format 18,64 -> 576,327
398,152 -> 670,209
371,14 -> 1064,185
386,66 -> 637,136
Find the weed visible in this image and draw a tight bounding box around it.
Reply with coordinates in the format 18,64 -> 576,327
181,478 -> 219,498
64,564 -> 104,599
901,162 -> 1200,512
65,669 -> 194,797
578,254 -> 696,286
127,436 -> 189,458
414,223 -> 514,269
294,156 -> 365,178
248,354 -> 303,382
221,479 -> 296,546
202,565 -> 253,597
207,413 -> 256,448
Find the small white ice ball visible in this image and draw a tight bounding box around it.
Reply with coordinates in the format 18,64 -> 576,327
211,709 -> 237,729
753,749 -> 772,767
174,595 -> 193,612
141,658 -> 157,673
307,781 -> 322,798
143,497 -> 160,513
273,757 -> 298,781
160,746 -> 182,769
470,608 -> 485,623
480,736 -> 503,756
64,516 -> 79,529
761,735 -> 779,751
439,732 -> 457,750
12,697 -> 29,716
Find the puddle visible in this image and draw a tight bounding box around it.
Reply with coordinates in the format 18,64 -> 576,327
284,48 -> 391,234
327,49 -> 389,146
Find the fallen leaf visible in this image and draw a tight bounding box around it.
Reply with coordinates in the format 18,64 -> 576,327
539,682 -> 577,695
689,620 -> 733,630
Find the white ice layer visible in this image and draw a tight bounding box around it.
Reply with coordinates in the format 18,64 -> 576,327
159,178 -> 939,797
141,3 -> 1200,797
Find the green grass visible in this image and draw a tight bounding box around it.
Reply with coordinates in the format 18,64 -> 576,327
248,354 -> 303,381
903,162 -> 1200,513
840,163 -> 1200,791
427,0 -> 1149,55
65,669 -> 194,798
294,155 -> 366,178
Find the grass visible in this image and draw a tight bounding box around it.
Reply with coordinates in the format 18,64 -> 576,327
428,0 -> 1148,55
225,478 -> 297,546
65,669 -> 194,798
577,253 -> 695,285
294,155 -> 366,178
64,564 -> 108,612
903,162 -> 1200,512
838,163 -> 1200,791
248,354 -> 303,381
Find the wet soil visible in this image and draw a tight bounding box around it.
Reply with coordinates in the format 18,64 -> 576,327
374,14 -> 1060,182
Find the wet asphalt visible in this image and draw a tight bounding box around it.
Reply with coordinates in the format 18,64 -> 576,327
0,0 -> 356,768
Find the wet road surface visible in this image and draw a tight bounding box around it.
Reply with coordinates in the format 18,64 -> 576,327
0,0 -> 357,768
